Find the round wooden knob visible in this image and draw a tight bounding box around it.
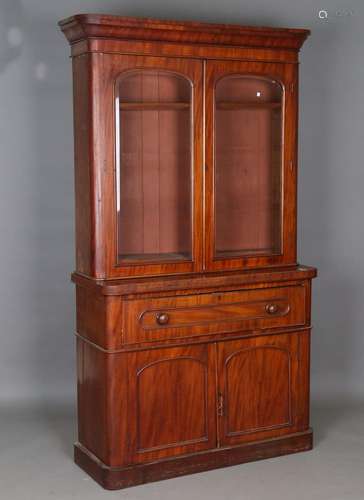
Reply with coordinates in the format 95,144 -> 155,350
266,303 -> 279,314
156,312 -> 170,325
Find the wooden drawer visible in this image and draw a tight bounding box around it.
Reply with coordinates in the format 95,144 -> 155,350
122,285 -> 306,344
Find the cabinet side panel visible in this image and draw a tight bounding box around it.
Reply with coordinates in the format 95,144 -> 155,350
72,55 -> 93,275
105,353 -> 130,466
296,330 -> 310,429
76,286 -> 106,347
77,338 -> 108,463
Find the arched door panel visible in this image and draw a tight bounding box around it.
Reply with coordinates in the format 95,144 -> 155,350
217,333 -> 308,446
205,59 -> 297,271
127,344 -> 216,463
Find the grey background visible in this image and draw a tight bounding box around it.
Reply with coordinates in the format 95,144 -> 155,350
0,0 -> 363,408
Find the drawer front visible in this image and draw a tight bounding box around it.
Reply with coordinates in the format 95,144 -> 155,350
122,285 -> 306,344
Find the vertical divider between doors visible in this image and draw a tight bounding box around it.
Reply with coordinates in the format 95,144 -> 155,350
202,59 -> 207,271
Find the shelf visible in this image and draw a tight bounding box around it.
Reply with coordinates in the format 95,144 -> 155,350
216,101 -> 281,110
120,101 -> 280,111
120,102 -> 190,111
215,248 -> 280,258
119,252 -> 191,263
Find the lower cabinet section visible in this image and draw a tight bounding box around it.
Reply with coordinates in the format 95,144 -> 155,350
76,329 -> 311,485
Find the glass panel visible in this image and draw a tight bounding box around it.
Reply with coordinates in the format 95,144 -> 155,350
116,70 -> 192,264
215,75 -> 283,258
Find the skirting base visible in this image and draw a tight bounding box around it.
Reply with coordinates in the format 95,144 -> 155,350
74,429 -> 313,490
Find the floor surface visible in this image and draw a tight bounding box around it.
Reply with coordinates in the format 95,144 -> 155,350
1,402 -> 363,499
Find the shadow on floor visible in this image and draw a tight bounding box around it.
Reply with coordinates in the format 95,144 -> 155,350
39,403 -> 76,459
311,400 -> 364,445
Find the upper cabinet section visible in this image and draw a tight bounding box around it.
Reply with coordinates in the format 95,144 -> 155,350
59,15 -> 309,279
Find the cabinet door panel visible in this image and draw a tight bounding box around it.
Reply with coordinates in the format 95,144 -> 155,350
127,344 -> 216,463
94,54 -> 203,278
205,60 -> 298,271
217,332 -> 309,446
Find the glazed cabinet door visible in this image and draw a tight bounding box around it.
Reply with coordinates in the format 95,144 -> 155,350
92,54 -> 203,278
126,344 -> 217,463
217,332 -> 310,447
205,60 -> 298,271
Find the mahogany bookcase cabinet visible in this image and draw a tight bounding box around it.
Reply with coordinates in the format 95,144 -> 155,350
59,14 -> 317,490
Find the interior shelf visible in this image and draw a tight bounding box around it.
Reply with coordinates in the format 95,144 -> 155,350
119,252 -> 190,263
120,101 -> 280,111
215,248 -> 279,258
119,102 -> 190,111
216,101 -> 281,110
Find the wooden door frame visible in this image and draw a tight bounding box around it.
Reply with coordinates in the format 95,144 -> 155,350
88,53 -> 204,278
204,59 -> 298,272
125,343 -> 217,464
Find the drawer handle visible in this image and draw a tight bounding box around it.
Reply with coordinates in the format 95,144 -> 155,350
266,303 -> 279,314
156,312 -> 170,325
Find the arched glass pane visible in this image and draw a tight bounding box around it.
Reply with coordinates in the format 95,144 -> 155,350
116,70 -> 192,263
215,75 -> 283,258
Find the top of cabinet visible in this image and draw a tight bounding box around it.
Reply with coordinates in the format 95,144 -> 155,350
58,13 -> 310,50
